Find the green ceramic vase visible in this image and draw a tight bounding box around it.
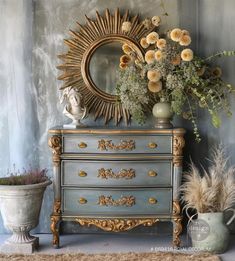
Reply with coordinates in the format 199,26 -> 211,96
152,101 -> 173,129
190,211 -> 235,253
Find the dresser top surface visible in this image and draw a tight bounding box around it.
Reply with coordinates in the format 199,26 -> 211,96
48,126 -> 185,135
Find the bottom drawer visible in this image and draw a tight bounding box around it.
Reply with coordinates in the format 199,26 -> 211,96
62,188 -> 172,215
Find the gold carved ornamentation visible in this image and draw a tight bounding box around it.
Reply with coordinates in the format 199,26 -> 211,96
173,217 -> 183,247
53,200 -> 61,214
50,215 -> 60,247
76,218 -> 159,232
172,200 -> 181,216
173,157 -> 183,167
57,8 -> 156,125
98,195 -> 135,207
48,136 -> 62,166
173,134 -> 185,156
98,139 -> 135,151
98,168 -> 135,179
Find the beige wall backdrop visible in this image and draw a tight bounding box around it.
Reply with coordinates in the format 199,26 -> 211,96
0,0 -> 234,233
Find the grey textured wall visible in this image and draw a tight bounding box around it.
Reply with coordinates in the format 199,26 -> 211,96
0,0 -> 235,233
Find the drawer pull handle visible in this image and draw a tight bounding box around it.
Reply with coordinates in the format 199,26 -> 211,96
78,142 -> 87,149
79,171 -> 87,177
98,168 -> 135,179
148,198 -> 158,204
98,139 -> 135,151
78,198 -> 87,204
148,170 -> 157,177
98,195 -> 135,207
148,142 -> 158,149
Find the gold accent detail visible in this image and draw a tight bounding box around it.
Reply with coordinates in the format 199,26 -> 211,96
78,142 -> 87,149
172,200 -> 182,247
79,171 -> 87,177
53,200 -> 61,214
148,198 -> 157,204
98,139 -> 135,151
48,136 -> 62,166
98,168 -> 135,179
173,217 -> 183,247
49,128 -> 185,135
76,218 -> 159,232
50,215 -> 60,247
148,142 -> 157,149
148,170 -> 157,177
57,8 -> 157,125
173,134 -> 185,156
173,200 -> 181,216
98,195 -> 135,207
79,198 -> 87,204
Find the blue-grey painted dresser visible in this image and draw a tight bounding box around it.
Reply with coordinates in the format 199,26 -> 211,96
48,127 -> 185,248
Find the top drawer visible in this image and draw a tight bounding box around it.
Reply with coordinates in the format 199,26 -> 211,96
62,134 -> 172,154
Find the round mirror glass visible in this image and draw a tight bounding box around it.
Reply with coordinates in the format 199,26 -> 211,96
89,42 -> 123,95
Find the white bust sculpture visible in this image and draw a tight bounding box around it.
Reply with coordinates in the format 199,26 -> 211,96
60,87 -> 88,128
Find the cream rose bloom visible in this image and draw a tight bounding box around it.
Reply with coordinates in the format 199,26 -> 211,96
171,55 -> 181,65
155,50 -> 164,61
122,44 -> 132,54
142,19 -> 152,30
148,81 -> 162,93
147,70 -> 161,82
145,50 -> 155,64
146,32 -> 159,44
211,67 -> 222,78
181,48 -> 194,62
156,39 -> 166,49
170,28 -> 183,42
151,16 -> 161,27
122,21 -> 132,33
179,35 -> 191,46
182,29 -> 190,36
120,55 -> 131,64
140,38 -> 150,49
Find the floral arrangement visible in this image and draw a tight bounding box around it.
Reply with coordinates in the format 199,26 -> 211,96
116,16 -> 235,141
0,167 -> 49,185
180,146 -> 235,213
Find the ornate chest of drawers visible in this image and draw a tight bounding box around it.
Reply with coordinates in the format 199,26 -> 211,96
48,128 -> 185,248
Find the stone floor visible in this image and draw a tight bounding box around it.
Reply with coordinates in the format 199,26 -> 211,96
0,233 -> 234,260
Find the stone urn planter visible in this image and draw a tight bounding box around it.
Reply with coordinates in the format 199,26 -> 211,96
0,179 -> 51,254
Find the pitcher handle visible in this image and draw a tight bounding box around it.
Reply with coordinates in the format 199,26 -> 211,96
225,208 -> 235,226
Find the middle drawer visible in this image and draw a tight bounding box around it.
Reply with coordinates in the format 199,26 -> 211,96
61,160 -> 172,187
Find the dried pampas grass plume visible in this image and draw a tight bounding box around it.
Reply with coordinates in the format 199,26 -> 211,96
181,146 -> 235,213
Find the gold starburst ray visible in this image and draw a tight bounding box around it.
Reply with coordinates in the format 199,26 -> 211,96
57,8 -> 152,125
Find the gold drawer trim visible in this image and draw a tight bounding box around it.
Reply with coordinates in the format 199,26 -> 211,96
98,139 -> 135,151
98,195 -> 135,207
98,168 -> 135,179
76,218 -> 159,232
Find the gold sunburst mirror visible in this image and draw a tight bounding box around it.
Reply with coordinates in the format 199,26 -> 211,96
57,8 -> 154,125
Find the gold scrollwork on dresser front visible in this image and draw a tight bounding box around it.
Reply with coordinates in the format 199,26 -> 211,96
98,195 -> 135,207
48,136 -> 62,166
98,139 -> 135,151
76,218 -> 159,232
97,168 -> 136,179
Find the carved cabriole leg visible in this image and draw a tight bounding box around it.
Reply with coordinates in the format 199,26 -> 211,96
172,129 -> 185,248
48,135 -> 62,248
